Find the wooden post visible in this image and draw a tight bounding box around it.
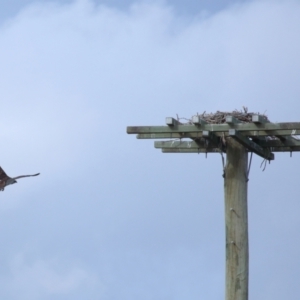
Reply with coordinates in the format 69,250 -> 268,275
224,138 -> 249,300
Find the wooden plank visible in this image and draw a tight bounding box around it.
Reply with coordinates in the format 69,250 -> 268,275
155,140 -> 300,150
229,129 -> 274,160
268,146 -> 300,152
256,138 -> 300,147
137,133 -> 192,139
240,129 -> 300,137
128,125 -> 199,134
161,148 -> 221,153
127,122 -> 300,134
161,147 -> 300,153
136,130 -> 300,140
155,140 -> 206,149
159,146 -> 300,153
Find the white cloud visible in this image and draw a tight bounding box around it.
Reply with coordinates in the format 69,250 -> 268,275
4,253 -> 100,299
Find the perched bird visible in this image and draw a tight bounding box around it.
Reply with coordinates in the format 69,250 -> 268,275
0,167 -> 40,191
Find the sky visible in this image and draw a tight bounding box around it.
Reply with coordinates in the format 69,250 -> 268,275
0,0 -> 300,299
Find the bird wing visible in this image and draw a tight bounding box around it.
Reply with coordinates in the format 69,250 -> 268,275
0,167 -> 9,181
13,173 -> 40,180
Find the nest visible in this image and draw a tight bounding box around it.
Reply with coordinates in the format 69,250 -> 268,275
180,107 -> 269,124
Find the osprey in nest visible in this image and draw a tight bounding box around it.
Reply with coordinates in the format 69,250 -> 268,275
0,167 -> 40,191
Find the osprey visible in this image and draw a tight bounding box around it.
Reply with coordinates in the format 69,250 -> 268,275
0,167 -> 40,191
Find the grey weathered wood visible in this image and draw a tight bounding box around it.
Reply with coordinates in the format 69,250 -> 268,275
137,133 -> 185,139
136,129 -> 300,139
161,148 -> 221,153
166,117 -> 181,126
160,146 -> 300,153
154,139 -> 300,153
224,138 -> 249,300
127,122 -> 300,134
155,136 -> 300,151
229,129 -> 274,160
257,138 -> 300,147
155,140 -> 207,149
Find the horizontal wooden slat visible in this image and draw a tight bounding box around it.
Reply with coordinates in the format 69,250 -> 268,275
127,122 -> 300,135
161,148 -> 222,153
136,129 -> 300,139
155,140 -> 207,149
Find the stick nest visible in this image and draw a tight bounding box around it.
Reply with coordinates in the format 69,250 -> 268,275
181,107 -> 269,124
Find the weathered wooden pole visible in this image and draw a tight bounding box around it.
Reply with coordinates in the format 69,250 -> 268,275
224,137 -> 249,300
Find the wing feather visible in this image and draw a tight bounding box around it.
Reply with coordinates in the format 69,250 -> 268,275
13,173 -> 40,180
0,167 -> 10,180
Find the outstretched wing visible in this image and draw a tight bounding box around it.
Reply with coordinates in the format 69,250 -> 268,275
13,173 -> 40,180
0,167 -> 9,181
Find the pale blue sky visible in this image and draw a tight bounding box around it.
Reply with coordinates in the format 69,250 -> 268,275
0,0 -> 300,299
1,0 -> 250,21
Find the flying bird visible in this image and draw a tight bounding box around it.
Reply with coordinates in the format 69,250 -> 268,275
0,167 -> 40,191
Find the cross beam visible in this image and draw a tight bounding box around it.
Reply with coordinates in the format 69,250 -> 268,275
156,145 -> 300,153
154,140 -> 300,150
229,129 -> 274,160
127,122 -> 300,135
127,116 -> 300,160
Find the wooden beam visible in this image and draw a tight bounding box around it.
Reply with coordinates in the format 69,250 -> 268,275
161,148 -> 221,153
229,129 -> 274,160
128,122 -> 300,134
267,146 -> 300,152
256,138 -> 300,147
155,140 -> 206,149
153,134 -> 220,149
161,148 -> 300,153
227,129 -> 300,138
137,133 -> 201,139
159,146 -> 300,153
136,130 -> 300,140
